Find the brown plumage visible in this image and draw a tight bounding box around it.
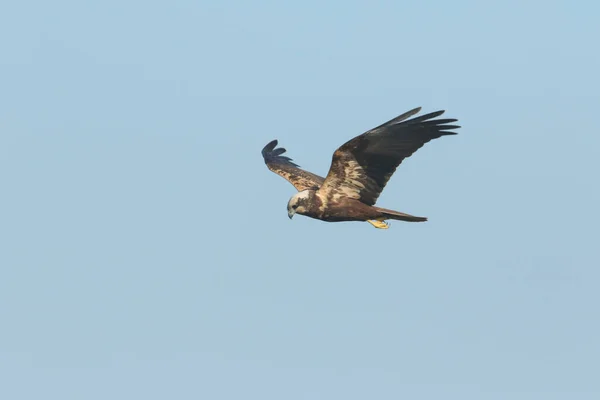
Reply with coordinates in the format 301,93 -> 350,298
261,107 -> 460,229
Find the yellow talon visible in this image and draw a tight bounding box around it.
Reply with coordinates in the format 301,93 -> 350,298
367,219 -> 389,229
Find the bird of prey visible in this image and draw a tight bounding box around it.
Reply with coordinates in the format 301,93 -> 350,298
261,107 -> 460,229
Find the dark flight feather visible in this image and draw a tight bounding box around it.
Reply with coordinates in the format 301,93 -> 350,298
318,108 -> 460,206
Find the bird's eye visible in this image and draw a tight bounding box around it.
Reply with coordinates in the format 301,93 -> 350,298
292,204 -> 298,209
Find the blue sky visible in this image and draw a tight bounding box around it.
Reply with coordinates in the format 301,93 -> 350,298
1,1 -> 599,399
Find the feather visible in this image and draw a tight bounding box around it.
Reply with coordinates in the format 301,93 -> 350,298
261,140 -> 325,191
318,107 -> 460,206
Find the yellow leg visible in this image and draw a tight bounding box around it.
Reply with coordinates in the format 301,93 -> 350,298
367,219 -> 389,229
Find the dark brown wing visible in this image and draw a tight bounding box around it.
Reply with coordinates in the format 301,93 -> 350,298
262,140 -> 325,191
318,107 -> 460,205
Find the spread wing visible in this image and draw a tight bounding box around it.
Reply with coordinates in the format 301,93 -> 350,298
318,107 -> 460,206
262,140 -> 325,191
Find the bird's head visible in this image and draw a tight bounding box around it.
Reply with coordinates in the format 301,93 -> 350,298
287,190 -> 312,219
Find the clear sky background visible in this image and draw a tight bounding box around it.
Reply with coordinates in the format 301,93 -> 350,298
1,1 -> 599,399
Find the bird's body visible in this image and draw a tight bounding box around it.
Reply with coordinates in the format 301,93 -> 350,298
289,189 -> 375,222
262,107 -> 460,229
286,189 -> 424,224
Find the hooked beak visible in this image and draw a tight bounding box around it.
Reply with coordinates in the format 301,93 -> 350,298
288,209 -> 295,219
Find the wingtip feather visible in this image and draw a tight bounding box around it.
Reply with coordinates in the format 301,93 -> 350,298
262,139 -> 278,153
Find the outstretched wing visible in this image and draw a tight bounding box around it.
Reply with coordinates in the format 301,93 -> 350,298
262,140 -> 325,191
318,107 -> 460,205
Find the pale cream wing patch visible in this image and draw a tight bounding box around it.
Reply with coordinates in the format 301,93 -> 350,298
317,152 -> 371,211
330,158 -> 366,200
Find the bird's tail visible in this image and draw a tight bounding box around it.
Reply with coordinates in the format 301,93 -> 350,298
374,207 -> 428,222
